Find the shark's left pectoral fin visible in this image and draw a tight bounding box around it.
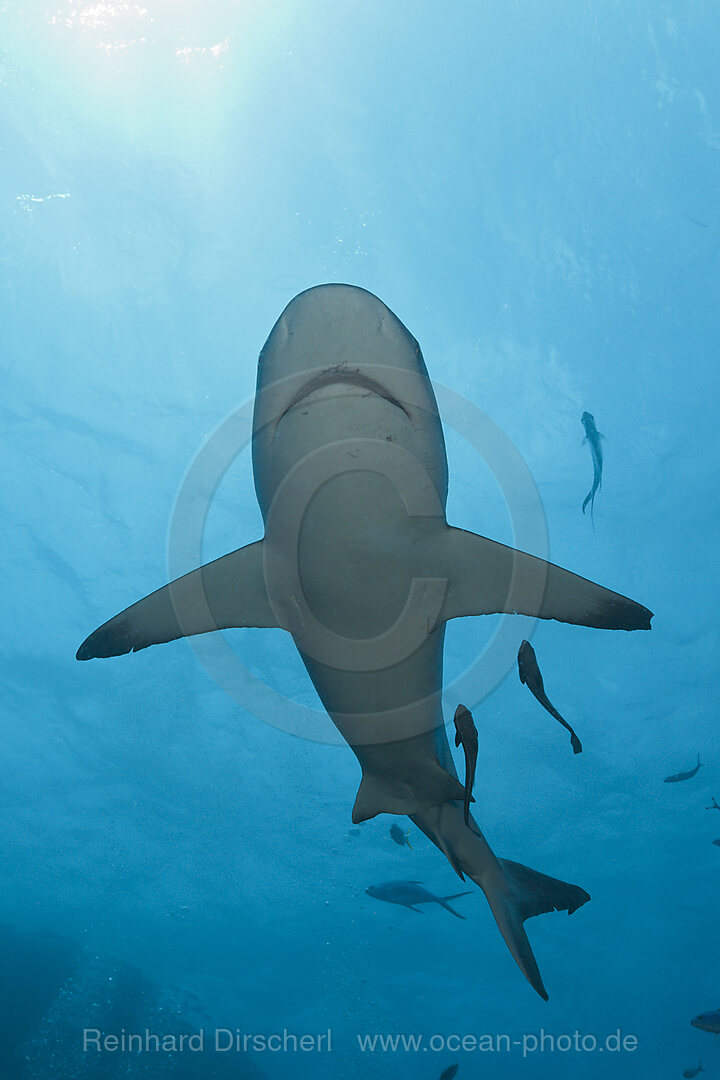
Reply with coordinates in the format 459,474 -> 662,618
77,540 -> 279,660
436,527 -> 652,631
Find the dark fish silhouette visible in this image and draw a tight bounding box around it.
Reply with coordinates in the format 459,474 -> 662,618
365,881 -> 471,919
691,1010 -> 720,1033
706,796 -> 720,810
664,754 -> 701,783
712,839 -> 720,848
389,823 -> 413,849
683,1064 -> 706,1079
581,411 -> 604,526
453,704 -> 478,825
517,640 -> 582,754
438,1067 -> 459,1080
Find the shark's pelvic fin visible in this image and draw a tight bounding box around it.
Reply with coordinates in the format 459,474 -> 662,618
351,764 -> 468,824
76,541 -> 278,660
437,527 -> 652,631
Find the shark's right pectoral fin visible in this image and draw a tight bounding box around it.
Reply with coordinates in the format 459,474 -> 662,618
437,527 -> 652,631
77,540 -> 279,660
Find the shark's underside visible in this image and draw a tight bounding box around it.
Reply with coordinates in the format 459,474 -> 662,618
77,284 -> 652,999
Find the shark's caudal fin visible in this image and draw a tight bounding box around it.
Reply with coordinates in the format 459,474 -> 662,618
436,527 -> 652,631
352,764 -> 468,824
76,541 -> 278,660
411,805 -> 590,999
478,858 -> 590,1001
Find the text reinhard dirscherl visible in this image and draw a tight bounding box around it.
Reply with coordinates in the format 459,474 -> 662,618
83,1029 -> 332,1054
82,1028 -> 639,1058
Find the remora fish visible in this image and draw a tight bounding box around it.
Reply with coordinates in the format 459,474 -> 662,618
390,822 -> 413,849
76,284 -> 652,999
517,640 -> 583,754
365,881 -> 471,918
581,411 -> 603,525
664,754 -> 702,783
691,1010 -> 720,1034
453,704 -> 478,825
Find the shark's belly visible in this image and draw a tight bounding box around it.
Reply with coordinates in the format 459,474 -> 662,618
296,471 -> 424,636
260,387 -> 447,640
299,626 -> 448,787
257,384 -> 451,754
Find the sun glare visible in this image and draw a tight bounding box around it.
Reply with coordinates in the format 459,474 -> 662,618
45,0 -> 240,65
47,1 -> 150,54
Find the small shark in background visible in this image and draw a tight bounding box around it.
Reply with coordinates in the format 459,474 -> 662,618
453,704 -> 478,825
706,796 -> 720,810
683,1062 -> 706,1078
664,755 -> 702,783
366,881 -> 471,918
711,839 -> 720,847
517,640 -> 583,754
691,1010 -> 720,1034
389,823 -> 413,849
438,1067 -> 459,1080
581,411 -> 604,526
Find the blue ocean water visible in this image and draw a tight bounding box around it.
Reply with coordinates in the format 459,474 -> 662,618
2,1 -> 719,1077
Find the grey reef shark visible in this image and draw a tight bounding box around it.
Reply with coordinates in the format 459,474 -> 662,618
76,284 -> 653,1000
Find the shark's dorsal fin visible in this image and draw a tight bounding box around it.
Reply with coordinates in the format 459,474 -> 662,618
76,541 -> 279,660
435,527 -> 652,631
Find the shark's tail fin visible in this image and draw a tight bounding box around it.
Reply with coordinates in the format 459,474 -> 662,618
475,858 -> 589,1000
410,804 -> 591,999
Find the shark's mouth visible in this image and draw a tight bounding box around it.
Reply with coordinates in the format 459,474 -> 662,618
276,368 -> 412,427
